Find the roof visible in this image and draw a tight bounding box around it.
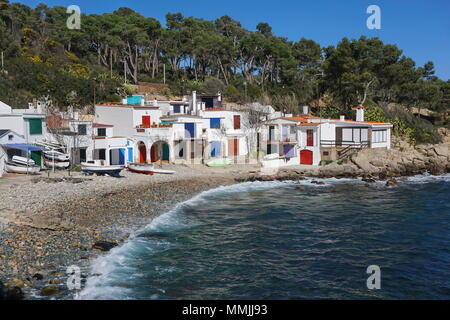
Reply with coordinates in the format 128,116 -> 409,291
299,123 -> 320,126
328,119 -> 392,125
96,103 -> 160,109
1,143 -> 45,152
203,108 -> 227,112
0,129 -> 10,137
161,115 -> 203,119
93,123 -> 114,128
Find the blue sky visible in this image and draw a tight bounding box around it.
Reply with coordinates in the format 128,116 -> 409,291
13,0 -> 450,80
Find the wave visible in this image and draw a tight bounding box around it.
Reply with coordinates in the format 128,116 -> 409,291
77,174 -> 449,300
78,180 -> 291,300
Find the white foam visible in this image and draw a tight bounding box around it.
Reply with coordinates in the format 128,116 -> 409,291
78,174 -> 449,300
78,180 -> 291,300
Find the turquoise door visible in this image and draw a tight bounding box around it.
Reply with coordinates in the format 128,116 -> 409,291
162,144 -> 170,160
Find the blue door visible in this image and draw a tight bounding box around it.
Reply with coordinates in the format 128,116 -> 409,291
211,141 -> 221,157
184,123 -> 195,138
119,148 -> 126,165
127,148 -> 133,163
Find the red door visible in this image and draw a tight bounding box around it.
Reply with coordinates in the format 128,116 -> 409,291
138,143 -> 147,163
300,150 -> 313,165
142,116 -> 151,128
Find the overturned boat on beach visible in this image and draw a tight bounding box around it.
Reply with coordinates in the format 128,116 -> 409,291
128,163 -> 155,175
81,160 -> 124,177
5,161 -> 41,174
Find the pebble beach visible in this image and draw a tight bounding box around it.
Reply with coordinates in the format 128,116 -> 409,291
0,164 -> 258,299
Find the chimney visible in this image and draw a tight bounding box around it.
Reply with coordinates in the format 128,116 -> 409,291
218,92 -> 222,102
302,106 -> 309,115
192,91 -> 197,114
340,115 -> 346,121
356,105 -> 365,122
122,97 -> 127,105
140,97 -> 145,106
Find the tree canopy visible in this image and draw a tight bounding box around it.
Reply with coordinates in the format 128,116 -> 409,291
0,1 -> 448,120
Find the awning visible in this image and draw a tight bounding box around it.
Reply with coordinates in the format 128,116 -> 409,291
1,144 -> 45,152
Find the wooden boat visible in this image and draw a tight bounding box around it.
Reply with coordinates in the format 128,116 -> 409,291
128,163 -> 155,175
206,158 -> 231,167
12,155 -> 35,166
81,160 -> 124,177
263,153 -> 281,161
43,150 -> 70,162
5,162 -> 41,174
152,168 -> 176,175
44,159 -> 70,169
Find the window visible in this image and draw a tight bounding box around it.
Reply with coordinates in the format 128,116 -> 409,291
323,151 -> 330,156
233,115 -> 241,130
210,118 -> 221,129
29,119 -> 42,135
98,149 -> 106,160
8,134 -> 13,141
97,128 -> 107,137
78,124 -> 87,135
307,130 -> 314,147
173,105 -> 181,113
80,148 -> 87,162
372,130 -> 387,143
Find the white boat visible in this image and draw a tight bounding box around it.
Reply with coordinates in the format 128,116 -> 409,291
44,159 -> 70,169
263,153 -> 281,161
43,150 -> 70,162
12,156 -> 35,166
152,168 -> 176,175
128,163 -> 155,175
5,162 -> 41,174
81,160 -> 124,176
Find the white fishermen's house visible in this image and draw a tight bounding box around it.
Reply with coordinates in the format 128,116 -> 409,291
308,106 -> 393,162
0,101 -> 47,172
261,116 -> 321,168
46,113 -> 129,166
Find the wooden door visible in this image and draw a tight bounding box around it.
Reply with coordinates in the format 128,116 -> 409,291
228,139 -> 239,156
142,116 -> 151,128
300,150 -> 313,165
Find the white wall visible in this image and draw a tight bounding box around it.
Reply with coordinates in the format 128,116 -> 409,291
96,106 -> 134,137
132,108 -> 163,127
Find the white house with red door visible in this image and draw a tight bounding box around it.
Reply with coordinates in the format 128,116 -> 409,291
260,117 -> 321,168
305,106 -> 393,162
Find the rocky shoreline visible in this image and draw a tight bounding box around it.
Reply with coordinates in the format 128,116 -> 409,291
0,166 -> 242,300
237,140 -> 450,184
0,139 -> 449,300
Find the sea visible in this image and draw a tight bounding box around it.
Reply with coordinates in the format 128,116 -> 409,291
78,174 -> 450,300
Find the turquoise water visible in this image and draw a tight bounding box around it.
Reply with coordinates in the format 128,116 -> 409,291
80,175 -> 450,300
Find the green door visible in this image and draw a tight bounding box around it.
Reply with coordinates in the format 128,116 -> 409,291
30,151 -> 42,166
162,144 -> 170,160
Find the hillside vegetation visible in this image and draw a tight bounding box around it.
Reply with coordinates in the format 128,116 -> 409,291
0,1 -> 448,143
